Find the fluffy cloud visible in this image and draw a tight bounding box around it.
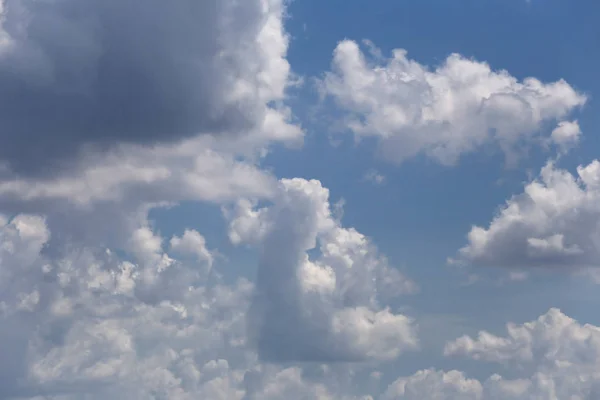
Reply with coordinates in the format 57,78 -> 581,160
0,212 -> 383,399
454,159 -> 600,270
445,308 -> 600,367
319,40 -> 586,166
550,120 -> 581,153
381,309 -> 600,399
444,308 -> 600,399
0,0 -> 298,175
225,178 -> 418,362
382,370 -> 483,400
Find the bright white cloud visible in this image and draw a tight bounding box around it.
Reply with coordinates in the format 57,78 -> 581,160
454,159 -> 600,270
170,229 -> 214,268
550,120 -> 582,153
320,40 -> 586,166
381,309 -> 600,399
226,178 -> 418,362
444,308 -> 600,399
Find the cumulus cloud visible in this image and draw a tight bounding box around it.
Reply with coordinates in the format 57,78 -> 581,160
0,212 -> 385,399
550,120 -> 581,153
443,308 -> 600,399
225,178 -> 418,362
319,40 -> 586,166
453,159 -> 600,270
380,309 -> 600,399
382,369 -> 483,400
0,2 -> 424,398
170,229 -> 214,269
0,0 -> 298,175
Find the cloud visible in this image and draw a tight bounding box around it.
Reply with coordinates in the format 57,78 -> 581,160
444,308 -> 600,399
0,2 -> 420,398
381,308 -> 600,399
319,40 -> 586,166
363,169 -> 386,186
382,369 -> 483,400
453,159 -> 600,270
0,212 -> 381,399
225,178 -> 418,362
0,208 -> 423,400
0,212 -> 250,398
444,308 -> 600,366
0,0 -> 296,175
550,120 -> 581,153
170,229 -> 214,269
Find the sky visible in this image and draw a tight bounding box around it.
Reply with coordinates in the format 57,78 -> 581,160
0,0 -> 600,398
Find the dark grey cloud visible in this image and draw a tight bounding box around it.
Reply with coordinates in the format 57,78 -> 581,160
0,0 -> 274,175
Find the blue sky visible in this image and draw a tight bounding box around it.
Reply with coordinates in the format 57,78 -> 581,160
1,0 -> 600,398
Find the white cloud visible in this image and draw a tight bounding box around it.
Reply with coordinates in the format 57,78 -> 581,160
381,309 -> 600,399
226,178 -> 418,362
170,229 -> 214,269
382,369 -> 483,400
454,159 -> 600,270
444,308 -> 600,399
320,40 -> 586,166
550,120 -> 582,153
0,2 -> 423,399
0,212 -> 386,399
445,308 -> 600,366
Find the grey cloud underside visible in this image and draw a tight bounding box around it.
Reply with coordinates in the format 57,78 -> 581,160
0,0 -> 266,174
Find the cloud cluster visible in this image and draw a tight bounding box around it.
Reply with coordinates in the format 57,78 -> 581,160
454,159 -> 600,270
225,178 -> 418,362
320,40 -> 586,166
1,0 -> 599,399
0,0 -> 297,175
0,211 -> 384,399
382,308 -> 600,399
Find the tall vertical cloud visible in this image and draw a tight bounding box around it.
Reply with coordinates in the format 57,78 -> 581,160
226,178 -> 418,362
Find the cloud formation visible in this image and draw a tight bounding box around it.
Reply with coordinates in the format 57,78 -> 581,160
0,212 -> 379,399
454,159 -> 600,270
226,178 -> 418,362
0,0 -> 294,175
381,308 -> 600,399
319,40 -> 586,166
4,217 -> 599,400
